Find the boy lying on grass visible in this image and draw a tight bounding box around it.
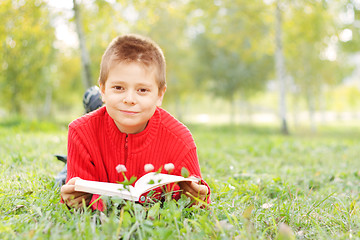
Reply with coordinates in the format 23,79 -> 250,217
60,34 -> 210,211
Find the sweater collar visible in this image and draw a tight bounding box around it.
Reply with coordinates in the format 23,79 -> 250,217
105,107 -> 161,153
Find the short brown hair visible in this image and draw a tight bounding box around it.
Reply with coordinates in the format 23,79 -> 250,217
98,34 -> 166,91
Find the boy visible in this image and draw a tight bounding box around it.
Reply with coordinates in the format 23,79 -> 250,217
61,34 -> 210,211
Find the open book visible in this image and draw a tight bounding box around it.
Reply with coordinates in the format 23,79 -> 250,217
74,172 -> 199,203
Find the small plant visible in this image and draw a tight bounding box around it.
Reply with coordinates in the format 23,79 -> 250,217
115,164 -> 137,189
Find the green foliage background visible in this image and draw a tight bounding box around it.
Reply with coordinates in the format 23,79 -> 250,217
0,0 -> 359,123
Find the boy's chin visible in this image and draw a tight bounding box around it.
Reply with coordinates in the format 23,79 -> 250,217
115,122 -> 148,134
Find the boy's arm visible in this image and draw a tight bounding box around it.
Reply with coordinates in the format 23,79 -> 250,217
64,126 -> 105,211
67,126 -> 97,181
174,148 -> 211,204
60,177 -> 92,209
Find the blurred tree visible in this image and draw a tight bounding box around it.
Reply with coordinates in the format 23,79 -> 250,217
193,35 -> 273,123
73,0 -> 93,89
189,0 -> 274,123
52,51 -> 83,112
77,0 -> 124,85
337,0 -> 360,52
129,0 -> 198,120
51,0 -> 126,115
275,0 -> 289,134
283,0 -> 349,131
0,0 -> 56,116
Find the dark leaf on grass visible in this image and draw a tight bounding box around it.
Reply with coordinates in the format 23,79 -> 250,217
242,205 -> 254,219
24,191 -> 33,196
278,223 -> 295,240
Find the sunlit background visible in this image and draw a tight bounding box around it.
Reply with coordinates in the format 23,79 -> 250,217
1,0 -> 359,132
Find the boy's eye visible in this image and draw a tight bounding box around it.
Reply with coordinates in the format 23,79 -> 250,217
138,88 -> 149,93
114,86 -> 124,91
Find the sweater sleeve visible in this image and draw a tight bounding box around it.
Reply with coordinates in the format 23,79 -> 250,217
174,147 -> 211,204
67,126 -> 97,181
66,126 -> 104,211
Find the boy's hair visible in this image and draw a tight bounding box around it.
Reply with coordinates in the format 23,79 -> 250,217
99,34 -> 166,91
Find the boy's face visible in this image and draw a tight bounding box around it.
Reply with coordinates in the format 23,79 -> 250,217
100,62 -> 166,134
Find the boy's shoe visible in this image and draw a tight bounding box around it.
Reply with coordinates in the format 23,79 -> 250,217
54,154 -> 67,164
55,164 -> 67,187
83,86 -> 103,113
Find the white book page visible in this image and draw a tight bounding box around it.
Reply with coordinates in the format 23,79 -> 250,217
75,179 -> 139,201
134,172 -> 197,195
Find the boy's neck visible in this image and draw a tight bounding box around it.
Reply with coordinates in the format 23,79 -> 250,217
114,121 -> 149,134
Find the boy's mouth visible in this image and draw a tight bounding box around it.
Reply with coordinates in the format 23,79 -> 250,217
120,110 -> 139,115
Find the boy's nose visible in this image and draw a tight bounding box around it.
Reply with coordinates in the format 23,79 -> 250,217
123,91 -> 136,105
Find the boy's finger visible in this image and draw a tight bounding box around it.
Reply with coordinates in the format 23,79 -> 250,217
61,184 -> 76,194
65,193 -> 91,208
184,181 -> 208,195
72,192 -> 91,199
178,181 -> 208,200
68,177 -> 82,185
190,182 -> 208,194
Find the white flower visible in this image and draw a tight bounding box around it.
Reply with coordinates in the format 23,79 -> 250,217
164,163 -> 175,172
261,203 -> 274,209
116,164 -> 127,173
144,164 -> 155,172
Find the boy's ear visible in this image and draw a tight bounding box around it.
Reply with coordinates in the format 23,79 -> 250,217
156,85 -> 167,107
99,83 -> 105,103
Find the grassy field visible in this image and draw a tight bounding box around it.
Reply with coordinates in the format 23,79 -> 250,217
1,119 -> 359,239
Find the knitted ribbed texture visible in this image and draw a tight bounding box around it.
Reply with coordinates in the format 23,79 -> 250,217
66,106 -> 210,211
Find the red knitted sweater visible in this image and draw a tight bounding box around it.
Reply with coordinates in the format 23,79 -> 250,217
66,106 -> 210,211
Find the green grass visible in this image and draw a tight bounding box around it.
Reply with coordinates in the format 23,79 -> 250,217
1,120 -> 359,239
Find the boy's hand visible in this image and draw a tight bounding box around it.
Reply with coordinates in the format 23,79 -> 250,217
178,181 -> 209,204
60,177 -> 92,209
